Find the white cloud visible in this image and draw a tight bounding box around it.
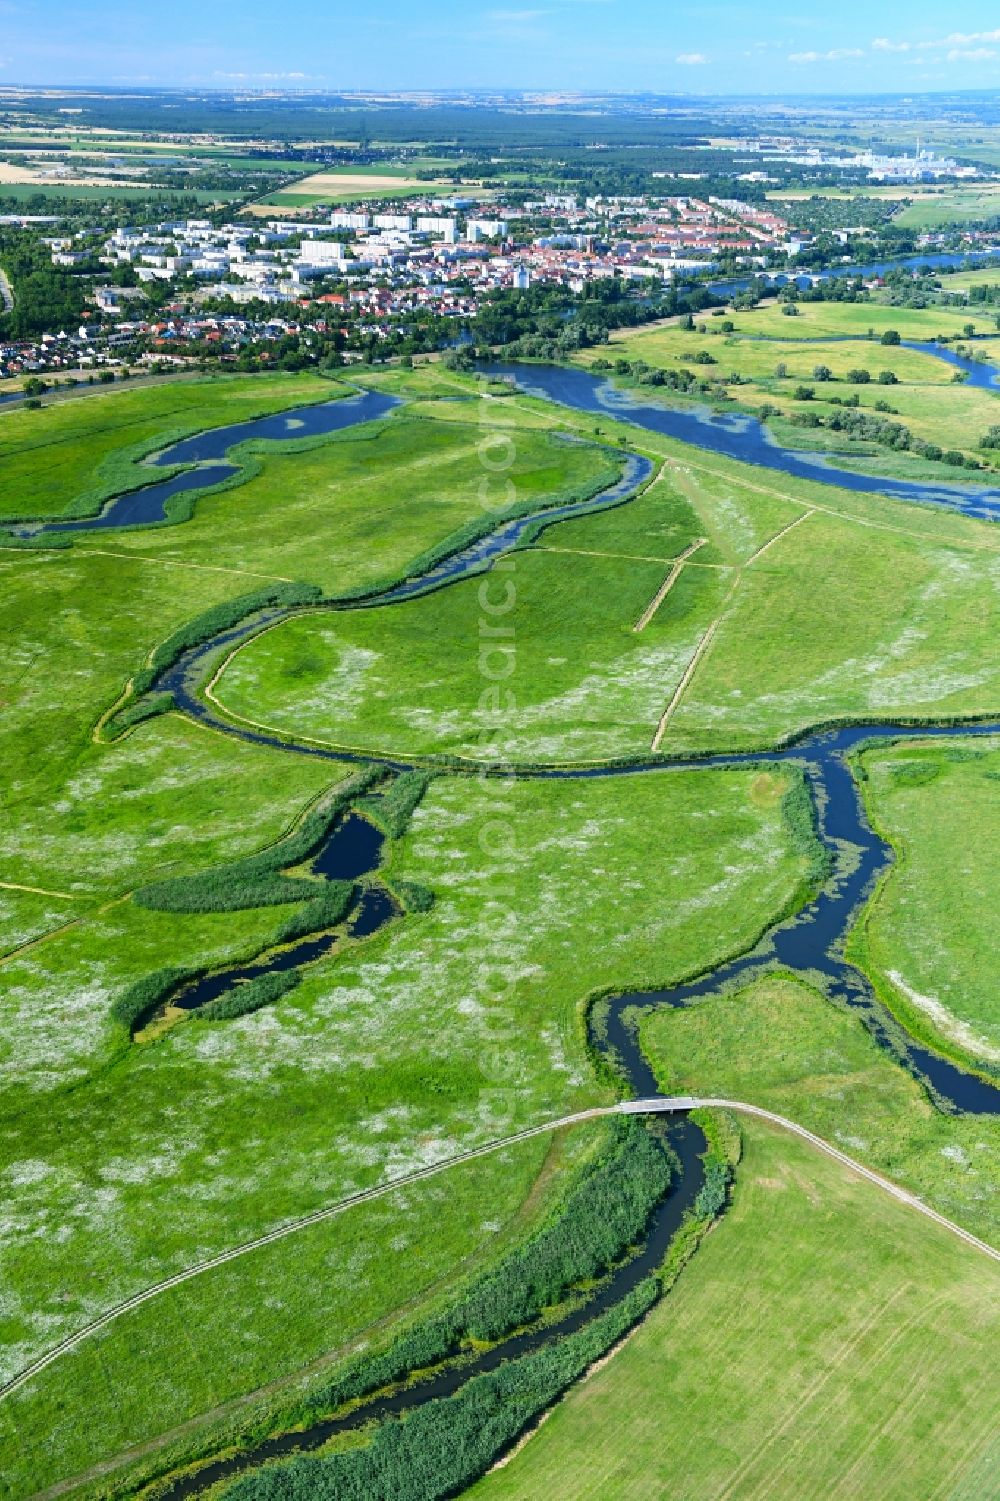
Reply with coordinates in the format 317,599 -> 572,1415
873,27 -> 1000,56
789,47 -> 863,64
675,52 -> 707,65
947,47 -> 997,61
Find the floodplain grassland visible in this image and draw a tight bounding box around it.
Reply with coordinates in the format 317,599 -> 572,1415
0,372 -> 338,521
849,735 -> 1000,1065
212,540 -> 731,762
0,1123 -> 600,1501
664,504 -> 1000,755
0,766 -> 811,1494
593,306 -> 1000,461
73,407 -> 622,597
641,974 -> 1000,1243
730,298 -> 991,342
471,1117 -> 1000,1501
212,422 -> 1000,762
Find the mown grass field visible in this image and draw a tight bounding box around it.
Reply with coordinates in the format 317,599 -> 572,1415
472,1116 -> 1000,1501
850,735 -> 1000,1064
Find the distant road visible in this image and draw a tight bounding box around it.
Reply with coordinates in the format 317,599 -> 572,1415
0,268 -> 12,314
2,1095 -> 997,1403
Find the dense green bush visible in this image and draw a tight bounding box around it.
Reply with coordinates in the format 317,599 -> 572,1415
104,691 -> 176,738
135,766 -> 383,913
694,1159 -> 728,1218
272,882 -> 355,944
192,969 -> 301,1023
134,868 -> 317,914
227,1280 -> 658,1501
781,768 -> 833,888
110,966 -> 191,1034
387,879 -> 435,913
297,1120 -> 671,1423
359,771 -> 434,839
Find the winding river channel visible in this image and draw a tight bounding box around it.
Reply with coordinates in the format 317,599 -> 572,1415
17,351 -> 1000,1494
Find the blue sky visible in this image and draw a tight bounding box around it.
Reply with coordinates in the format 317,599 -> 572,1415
4,0 -> 1000,92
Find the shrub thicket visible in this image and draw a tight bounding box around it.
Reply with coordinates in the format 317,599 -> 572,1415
192,969 -> 301,1023
110,967 -> 191,1034
387,879 -> 435,913
781,768 -> 833,888
226,1280 -> 659,1501
272,882 -> 355,944
297,1121 -> 671,1422
359,770 -> 434,839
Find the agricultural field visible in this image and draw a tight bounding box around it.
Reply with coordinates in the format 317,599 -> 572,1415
893,184 -> 1000,228
254,167 -> 461,209
472,1117 -> 1000,1501
1,287 -> 998,1500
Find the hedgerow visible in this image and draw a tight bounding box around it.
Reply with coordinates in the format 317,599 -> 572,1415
296,1120 -> 671,1422
225,1280 -> 659,1501
272,881 -> 355,944
192,969 -> 301,1023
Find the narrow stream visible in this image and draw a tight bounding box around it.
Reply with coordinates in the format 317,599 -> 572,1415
154,1120 -> 706,1501
144,810 -> 391,1028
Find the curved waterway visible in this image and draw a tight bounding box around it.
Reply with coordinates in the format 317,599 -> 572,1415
16,389 -> 399,535
484,362 -> 1000,522
143,810 -> 392,1029
156,1120 -> 704,1500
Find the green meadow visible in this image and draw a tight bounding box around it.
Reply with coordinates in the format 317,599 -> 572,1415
0,372 -> 336,521
0,767 -> 809,1494
212,437 -> 1000,762
850,735 -> 1000,1066
642,975 -> 1000,1242
0,325 -> 997,1500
